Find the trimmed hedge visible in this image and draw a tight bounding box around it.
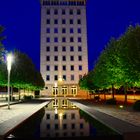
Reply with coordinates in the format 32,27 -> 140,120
133,100 -> 140,111
24,95 -> 33,100
106,98 -> 117,105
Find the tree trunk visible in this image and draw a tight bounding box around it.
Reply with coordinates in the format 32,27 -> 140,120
104,93 -> 106,101
18,88 -> 20,101
112,84 -> 115,99
124,84 -> 127,105
11,86 -> 13,101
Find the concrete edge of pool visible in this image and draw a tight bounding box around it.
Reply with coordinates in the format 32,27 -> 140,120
70,100 -> 140,140
0,100 -> 51,140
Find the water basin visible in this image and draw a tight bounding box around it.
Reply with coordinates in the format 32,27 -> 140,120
6,98 -> 122,140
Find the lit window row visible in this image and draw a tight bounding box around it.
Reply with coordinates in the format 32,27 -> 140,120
46,55 -> 82,61
46,27 -> 81,34
46,46 -> 82,52
46,9 -> 81,15
46,65 -> 83,71
46,37 -> 82,43
46,19 -> 81,25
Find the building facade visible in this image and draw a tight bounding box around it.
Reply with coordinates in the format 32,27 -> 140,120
40,0 -> 88,97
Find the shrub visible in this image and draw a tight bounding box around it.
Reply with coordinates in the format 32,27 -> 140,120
133,100 -> 140,111
6,96 -> 15,101
106,98 -> 117,105
24,95 -> 33,100
35,95 -> 40,98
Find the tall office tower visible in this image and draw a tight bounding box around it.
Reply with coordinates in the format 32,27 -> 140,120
40,0 -> 88,97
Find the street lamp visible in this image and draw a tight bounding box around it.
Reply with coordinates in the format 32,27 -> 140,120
6,53 -> 13,109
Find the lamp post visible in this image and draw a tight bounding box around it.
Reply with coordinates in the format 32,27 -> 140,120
7,54 -> 13,109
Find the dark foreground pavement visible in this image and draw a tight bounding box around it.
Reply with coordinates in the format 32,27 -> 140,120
70,99 -> 140,140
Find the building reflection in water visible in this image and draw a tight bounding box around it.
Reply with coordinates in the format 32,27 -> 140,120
40,98 -> 90,138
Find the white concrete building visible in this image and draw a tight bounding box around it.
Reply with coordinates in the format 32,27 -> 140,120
40,0 -> 88,97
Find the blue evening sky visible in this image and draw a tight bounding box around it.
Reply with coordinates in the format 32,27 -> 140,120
0,0 -> 140,71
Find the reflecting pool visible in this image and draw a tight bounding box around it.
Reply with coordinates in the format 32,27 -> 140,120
7,98 -> 122,140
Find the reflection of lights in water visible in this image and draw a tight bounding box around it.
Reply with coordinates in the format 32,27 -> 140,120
59,112 -> 63,129
54,108 -> 58,114
59,113 -> 63,119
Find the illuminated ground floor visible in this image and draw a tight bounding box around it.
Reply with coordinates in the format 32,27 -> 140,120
40,84 -> 79,97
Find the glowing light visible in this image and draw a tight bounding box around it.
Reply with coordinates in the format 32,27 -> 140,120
54,108 -> 58,114
59,113 -> 63,119
54,82 -> 57,87
7,54 -> 13,72
119,105 -> 124,109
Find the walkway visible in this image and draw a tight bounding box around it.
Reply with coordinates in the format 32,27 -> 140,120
0,99 -> 51,139
70,99 -> 140,140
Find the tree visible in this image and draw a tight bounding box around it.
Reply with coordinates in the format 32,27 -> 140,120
92,25 -> 140,104
10,50 -> 45,90
0,25 -> 7,87
0,25 -> 6,61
